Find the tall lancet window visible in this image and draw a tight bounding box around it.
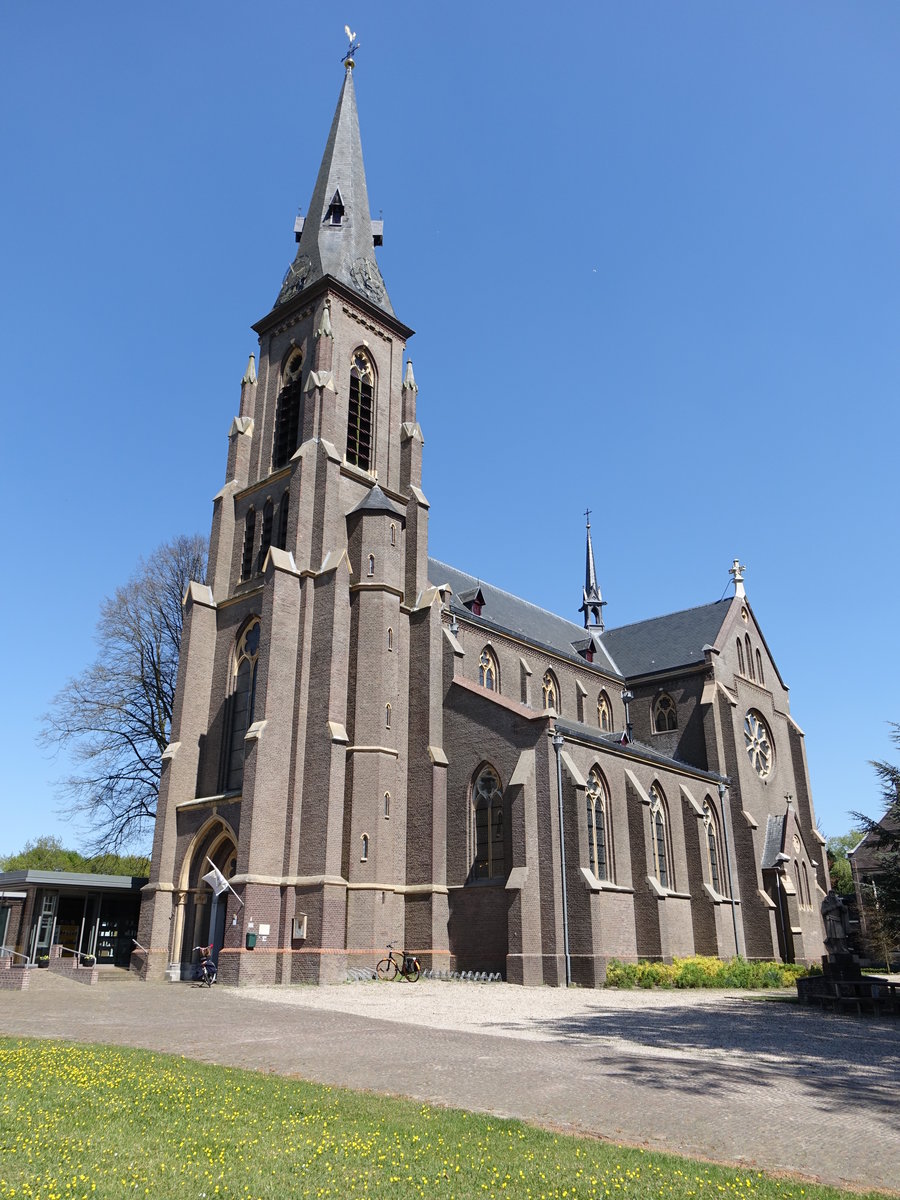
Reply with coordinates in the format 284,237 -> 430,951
597,691 -> 612,732
224,618 -> 261,793
702,798 -> 722,894
649,783 -> 670,889
542,671 -> 560,713
472,766 -> 504,881
346,350 -> 374,471
586,767 -> 611,881
272,349 -> 303,470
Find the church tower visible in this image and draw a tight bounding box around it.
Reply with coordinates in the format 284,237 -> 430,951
137,60 -> 449,984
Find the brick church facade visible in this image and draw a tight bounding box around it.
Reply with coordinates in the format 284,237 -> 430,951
135,63 -> 826,986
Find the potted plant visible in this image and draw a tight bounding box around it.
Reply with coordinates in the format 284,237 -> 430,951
37,955 -> 50,969
80,954 -> 96,968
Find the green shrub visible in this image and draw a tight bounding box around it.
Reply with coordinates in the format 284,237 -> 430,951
605,955 -> 815,989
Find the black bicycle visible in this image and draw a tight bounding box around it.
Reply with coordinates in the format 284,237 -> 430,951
376,942 -> 420,982
194,945 -> 217,987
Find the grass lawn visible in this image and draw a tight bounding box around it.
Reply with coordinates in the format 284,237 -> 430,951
0,1038 -> 887,1200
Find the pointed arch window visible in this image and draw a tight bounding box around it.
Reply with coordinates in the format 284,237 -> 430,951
258,497 -> 274,571
597,691 -> 612,732
367,554 -> 375,577
224,618 -> 261,793
649,783 -> 670,889
542,670 -> 560,713
347,350 -> 374,471
272,349 -> 303,469
360,832 -> 369,862
586,767 -> 612,882
479,647 -> 498,691
390,523 -> 396,547
745,635 -> 755,681
387,627 -> 394,652
385,703 -> 392,730
702,798 -> 722,894
384,792 -> 391,819
736,638 -> 745,676
755,649 -> 764,685
240,508 -> 257,581
653,694 -> 677,733
472,766 -> 504,881
801,861 -> 811,909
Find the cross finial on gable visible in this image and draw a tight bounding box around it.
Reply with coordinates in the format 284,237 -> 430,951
729,558 -> 746,599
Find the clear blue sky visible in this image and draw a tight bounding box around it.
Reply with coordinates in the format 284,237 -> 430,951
2,2 -> 898,856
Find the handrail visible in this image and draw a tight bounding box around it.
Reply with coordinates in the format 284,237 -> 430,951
0,946 -> 30,963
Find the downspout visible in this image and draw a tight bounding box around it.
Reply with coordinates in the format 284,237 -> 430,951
551,727 -> 571,986
717,780 -> 743,957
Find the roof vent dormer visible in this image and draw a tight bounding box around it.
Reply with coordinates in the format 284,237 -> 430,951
459,587 -> 486,617
325,189 -> 345,226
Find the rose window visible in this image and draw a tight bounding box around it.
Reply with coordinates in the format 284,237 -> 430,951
744,710 -> 772,778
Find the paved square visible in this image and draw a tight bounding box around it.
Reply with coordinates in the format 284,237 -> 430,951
2,974 -> 897,1194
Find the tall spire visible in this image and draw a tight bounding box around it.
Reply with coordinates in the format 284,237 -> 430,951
275,64 -> 392,315
580,510 -> 606,630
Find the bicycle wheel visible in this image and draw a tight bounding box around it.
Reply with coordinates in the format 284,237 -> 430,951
376,957 -> 397,980
404,962 -> 420,983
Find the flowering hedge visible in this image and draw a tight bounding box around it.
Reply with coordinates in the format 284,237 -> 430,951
604,956 -> 815,989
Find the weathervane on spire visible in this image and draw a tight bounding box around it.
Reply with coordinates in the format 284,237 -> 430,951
342,25 -> 361,68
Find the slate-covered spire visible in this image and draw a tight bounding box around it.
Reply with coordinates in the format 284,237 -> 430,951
580,510 -> 606,630
275,63 -> 392,315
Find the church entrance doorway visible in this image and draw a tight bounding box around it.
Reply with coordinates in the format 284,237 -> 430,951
177,820 -> 237,977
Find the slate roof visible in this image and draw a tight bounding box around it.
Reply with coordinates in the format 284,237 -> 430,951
348,484 -> 405,518
554,718 -> 727,782
428,558 -> 623,677
761,814 -> 787,870
600,600 -> 733,678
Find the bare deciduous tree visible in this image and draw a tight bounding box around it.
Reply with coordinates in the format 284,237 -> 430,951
40,534 -> 208,854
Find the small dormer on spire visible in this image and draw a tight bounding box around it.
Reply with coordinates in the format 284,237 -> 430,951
580,510 -> 606,631
730,559 -> 747,599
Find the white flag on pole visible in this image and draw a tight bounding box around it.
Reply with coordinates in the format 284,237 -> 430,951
202,858 -> 244,905
202,863 -> 230,896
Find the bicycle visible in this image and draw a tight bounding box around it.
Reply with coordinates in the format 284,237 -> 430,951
376,942 -> 420,982
194,945 -> 217,987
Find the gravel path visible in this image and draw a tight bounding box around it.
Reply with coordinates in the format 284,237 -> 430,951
2,974 -> 898,1194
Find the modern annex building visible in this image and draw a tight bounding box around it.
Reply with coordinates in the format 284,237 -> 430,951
135,63 -> 826,986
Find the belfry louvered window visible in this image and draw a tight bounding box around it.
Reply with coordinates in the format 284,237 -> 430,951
258,498 -> 274,572
276,490 -> 290,550
241,508 -> 257,581
346,351 -> 374,471
273,350 -> 303,469
224,618 -> 261,793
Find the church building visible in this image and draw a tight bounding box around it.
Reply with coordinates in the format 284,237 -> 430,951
135,61 -> 826,986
